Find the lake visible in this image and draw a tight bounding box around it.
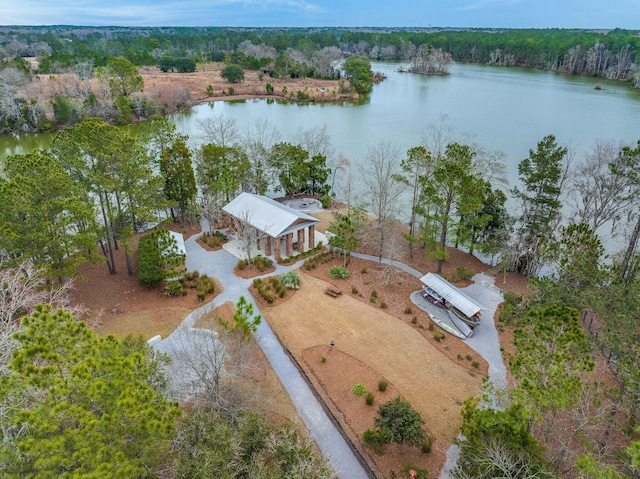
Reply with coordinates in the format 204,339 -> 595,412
171,61 -> 640,187
3,61 -> 640,197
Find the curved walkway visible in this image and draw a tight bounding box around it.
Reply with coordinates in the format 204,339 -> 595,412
156,223 -> 370,479
157,232 -> 506,479
351,253 -> 507,479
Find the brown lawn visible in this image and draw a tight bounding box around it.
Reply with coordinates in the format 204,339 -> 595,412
261,270 -> 484,478
72,214 -> 530,479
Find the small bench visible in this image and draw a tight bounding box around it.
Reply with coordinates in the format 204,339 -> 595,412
325,286 -> 342,297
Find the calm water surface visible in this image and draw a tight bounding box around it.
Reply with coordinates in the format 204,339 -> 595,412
172,62 -> 640,185
3,62 -> 640,189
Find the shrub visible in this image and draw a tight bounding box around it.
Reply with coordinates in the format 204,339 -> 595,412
352,384 -> 367,396
164,280 -> 185,297
296,89 -> 311,100
433,330 -> 445,342
371,290 -> 378,299
378,379 -> 388,392
279,271 -> 300,289
361,267 -> 368,274
421,436 -> 433,454
471,361 -> 480,368
362,429 -> 386,454
465,354 -> 473,361
221,63 -> 244,83
202,230 -> 227,248
328,266 -> 349,279
504,291 -> 523,306
370,295 -> 377,303
265,82 -> 274,94
228,86 -> 235,95
457,354 -> 464,360
254,255 -> 273,272
320,194 -> 331,208
351,285 -> 358,294
199,276 -> 215,294
237,259 -> 248,270
365,392 -> 375,405
205,85 -> 214,96
456,266 -> 474,280
262,291 -> 275,303
428,322 -> 434,331
379,300 -> 387,309
411,316 -> 418,325
196,291 -> 206,301
321,355 -> 327,363
404,306 -> 413,314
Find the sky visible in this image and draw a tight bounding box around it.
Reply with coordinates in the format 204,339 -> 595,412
0,0 -> 638,29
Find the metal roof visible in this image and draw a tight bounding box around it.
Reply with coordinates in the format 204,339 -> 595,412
167,230 -> 186,256
222,192 -> 319,238
419,272 -> 484,319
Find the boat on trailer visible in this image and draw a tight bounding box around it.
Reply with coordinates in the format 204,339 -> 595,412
420,286 -> 446,308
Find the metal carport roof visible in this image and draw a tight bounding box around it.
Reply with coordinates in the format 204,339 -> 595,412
419,272 -> 484,318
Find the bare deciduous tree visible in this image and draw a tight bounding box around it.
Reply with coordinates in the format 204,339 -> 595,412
361,141 -> 404,260
198,114 -> 240,147
166,313 -> 266,419
230,210 -> 271,268
73,58 -> 94,99
569,140 -> 633,232
0,261 -> 86,373
376,234 -> 407,286
242,118 -> 281,194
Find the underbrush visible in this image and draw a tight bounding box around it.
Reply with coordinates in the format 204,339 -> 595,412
238,255 -> 273,272
164,270 -> 216,301
303,250 -> 339,271
200,230 -> 227,248
253,276 -> 287,303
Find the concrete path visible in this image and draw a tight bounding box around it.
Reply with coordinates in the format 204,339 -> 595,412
155,222 -> 370,479
350,253 -> 507,478
156,229 -> 507,479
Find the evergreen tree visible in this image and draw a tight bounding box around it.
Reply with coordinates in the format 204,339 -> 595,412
160,138 -> 197,224
0,151 -> 99,280
419,142 -> 475,273
52,118 -> 161,275
510,135 -> 566,276
0,305 -> 181,477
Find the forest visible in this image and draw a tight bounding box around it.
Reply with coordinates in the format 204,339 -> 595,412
1,26 -> 640,133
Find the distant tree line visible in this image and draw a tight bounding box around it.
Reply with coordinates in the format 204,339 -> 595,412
1,26 -> 638,84
2,26 -> 639,133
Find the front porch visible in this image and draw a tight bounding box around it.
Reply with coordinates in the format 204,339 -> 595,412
222,228 -> 329,261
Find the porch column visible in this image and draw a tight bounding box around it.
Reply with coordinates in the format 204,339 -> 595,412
256,229 -> 260,250
308,224 -> 315,249
297,229 -> 305,252
285,233 -> 293,257
265,236 -> 272,256
274,236 -> 281,262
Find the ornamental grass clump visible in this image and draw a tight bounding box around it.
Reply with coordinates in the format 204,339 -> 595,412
352,384 -> 367,396
328,266 -> 349,279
